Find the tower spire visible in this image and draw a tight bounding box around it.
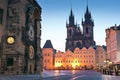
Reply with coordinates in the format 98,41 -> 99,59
69,6 -> 75,26
70,7 -> 73,17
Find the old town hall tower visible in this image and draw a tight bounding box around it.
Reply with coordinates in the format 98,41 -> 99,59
66,5 -> 95,51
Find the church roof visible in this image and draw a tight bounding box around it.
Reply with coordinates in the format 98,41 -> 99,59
43,40 -> 53,48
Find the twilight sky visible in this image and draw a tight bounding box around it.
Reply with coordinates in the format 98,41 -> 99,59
38,0 -> 120,52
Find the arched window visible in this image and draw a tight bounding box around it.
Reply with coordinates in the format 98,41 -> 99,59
86,27 -> 89,34
69,29 -> 72,36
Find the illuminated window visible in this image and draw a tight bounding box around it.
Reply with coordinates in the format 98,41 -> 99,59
0,9 -> 3,24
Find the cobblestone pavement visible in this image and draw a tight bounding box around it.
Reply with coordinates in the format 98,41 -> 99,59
0,70 -> 120,80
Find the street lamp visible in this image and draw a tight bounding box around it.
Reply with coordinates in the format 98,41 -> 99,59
104,59 -> 110,67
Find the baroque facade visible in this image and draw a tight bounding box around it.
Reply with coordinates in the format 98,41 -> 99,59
55,47 -> 96,69
42,40 -> 107,70
0,0 -> 42,75
106,25 -> 120,64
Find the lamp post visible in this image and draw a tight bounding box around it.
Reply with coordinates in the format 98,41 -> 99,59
104,59 -> 110,74
104,59 -> 110,67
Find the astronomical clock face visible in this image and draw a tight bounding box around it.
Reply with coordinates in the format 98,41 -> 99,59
29,45 -> 34,59
7,36 -> 15,44
28,25 -> 34,41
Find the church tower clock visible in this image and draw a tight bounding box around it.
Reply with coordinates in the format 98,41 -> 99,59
22,3 -> 42,74
1,0 -> 42,75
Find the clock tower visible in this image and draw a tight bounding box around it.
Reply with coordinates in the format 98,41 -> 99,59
0,0 -> 42,75
22,3 -> 42,74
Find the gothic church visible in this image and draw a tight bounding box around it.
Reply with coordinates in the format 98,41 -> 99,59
66,5 -> 96,51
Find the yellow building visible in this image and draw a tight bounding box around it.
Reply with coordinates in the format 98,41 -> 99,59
54,51 -> 64,69
54,47 -> 96,69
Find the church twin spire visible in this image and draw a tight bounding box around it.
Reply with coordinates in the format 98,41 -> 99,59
68,4 -> 94,27
69,8 -> 75,26
82,5 -> 94,26
66,3 -> 95,51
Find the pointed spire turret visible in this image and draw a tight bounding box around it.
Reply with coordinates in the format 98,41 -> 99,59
85,5 -> 91,20
82,4 -> 94,26
70,8 -> 74,17
86,5 -> 89,14
66,20 -> 68,27
69,8 -> 75,26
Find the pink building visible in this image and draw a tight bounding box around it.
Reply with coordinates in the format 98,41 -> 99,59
106,25 -> 120,63
42,40 -> 55,70
42,40 -> 107,70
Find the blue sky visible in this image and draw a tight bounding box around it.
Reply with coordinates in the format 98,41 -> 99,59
38,0 -> 120,52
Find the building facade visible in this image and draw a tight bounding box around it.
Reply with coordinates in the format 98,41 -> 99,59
55,47 -> 97,69
42,40 -> 55,70
0,0 -> 42,75
0,0 -> 8,71
96,46 -> 107,69
66,6 -> 95,51
106,25 -> 120,63
43,40 -> 106,70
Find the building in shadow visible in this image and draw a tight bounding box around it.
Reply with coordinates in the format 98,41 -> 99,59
0,0 -> 43,75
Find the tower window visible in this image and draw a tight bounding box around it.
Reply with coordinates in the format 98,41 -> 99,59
86,27 -> 89,34
0,9 -> 3,24
69,29 -> 72,36
7,58 -> 14,66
